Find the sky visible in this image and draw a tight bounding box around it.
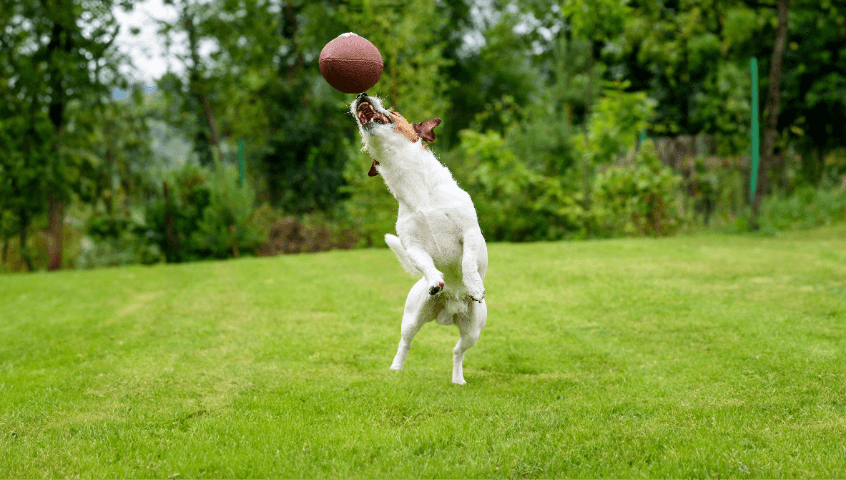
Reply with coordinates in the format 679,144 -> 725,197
111,0 -> 184,85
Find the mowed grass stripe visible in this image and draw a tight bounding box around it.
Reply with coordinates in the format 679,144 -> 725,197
1,225 -> 844,478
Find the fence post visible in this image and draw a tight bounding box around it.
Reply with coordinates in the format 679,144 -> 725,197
750,57 -> 760,205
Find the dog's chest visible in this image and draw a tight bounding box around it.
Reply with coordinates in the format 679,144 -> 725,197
398,206 -> 465,266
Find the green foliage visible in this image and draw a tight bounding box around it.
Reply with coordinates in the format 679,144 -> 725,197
142,161 -> 209,263
758,185 -> 846,233
560,0 -> 630,42
780,4 -> 846,161
142,159 -> 261,263
190,158 -> 261,259
592,141 -> 685,237
357,0 -> 454,123
441,3 -> 546,147
340,144 -> 399,248
573,81 -> 656,166
259,80 -> 354,214
691,62 -> 751,156
451,130 -> 585,241
76,233 -> 163,270
75,207 -> 163,269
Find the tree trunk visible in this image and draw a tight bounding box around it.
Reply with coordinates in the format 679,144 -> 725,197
200,94 -> 221,150
47,194 -> 64,271
185,13 -> 222,161
45,4 -> 73,270
752,0 -> 790,229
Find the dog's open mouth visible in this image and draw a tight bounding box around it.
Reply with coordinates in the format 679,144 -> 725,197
357,101 -> 392,126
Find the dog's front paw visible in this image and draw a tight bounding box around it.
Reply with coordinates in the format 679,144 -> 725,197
468,289 -> 485,303
465,276 -> 485,303
428,280 -> 445,295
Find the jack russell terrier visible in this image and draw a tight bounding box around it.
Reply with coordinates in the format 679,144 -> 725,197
351,92 -> 488,385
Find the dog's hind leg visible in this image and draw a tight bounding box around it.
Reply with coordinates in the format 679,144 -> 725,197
391,278 -> 439,371
452,299 -> 487,385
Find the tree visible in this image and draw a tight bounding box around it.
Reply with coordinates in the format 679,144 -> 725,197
777,0 -> 846,185
0,0 -> 132,271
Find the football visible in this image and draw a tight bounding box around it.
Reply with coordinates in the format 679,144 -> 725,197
318,33 -> 383,94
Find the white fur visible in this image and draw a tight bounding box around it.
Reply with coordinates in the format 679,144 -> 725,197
351,95 -> 488,385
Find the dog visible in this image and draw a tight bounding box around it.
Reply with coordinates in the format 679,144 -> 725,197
350,92 -> 488,385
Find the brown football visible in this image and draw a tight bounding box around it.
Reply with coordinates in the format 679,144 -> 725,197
319,33 -> 383,94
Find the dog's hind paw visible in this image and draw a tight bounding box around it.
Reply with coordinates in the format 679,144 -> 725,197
428,281 -> 445,295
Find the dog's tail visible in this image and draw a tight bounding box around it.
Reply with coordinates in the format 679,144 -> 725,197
385,234 -> 422,277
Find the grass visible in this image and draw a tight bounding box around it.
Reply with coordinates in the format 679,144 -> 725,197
1,225 -> 845,478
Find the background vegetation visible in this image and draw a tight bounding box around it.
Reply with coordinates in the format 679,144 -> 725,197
1,0 -> 846,272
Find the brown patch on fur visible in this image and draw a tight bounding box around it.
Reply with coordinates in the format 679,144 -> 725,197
388,110 -> 420,144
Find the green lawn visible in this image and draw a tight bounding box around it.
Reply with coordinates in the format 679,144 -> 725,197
1,225 -> 845,478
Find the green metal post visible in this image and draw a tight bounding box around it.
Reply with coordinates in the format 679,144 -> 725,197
750,58 -> 760,204
238,140 -> 245,188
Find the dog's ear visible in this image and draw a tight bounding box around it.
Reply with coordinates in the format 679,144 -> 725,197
368,160 -> 380,177
413,118 -> 441,143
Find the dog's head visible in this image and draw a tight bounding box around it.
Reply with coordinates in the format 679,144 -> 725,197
350,93 -> 441,176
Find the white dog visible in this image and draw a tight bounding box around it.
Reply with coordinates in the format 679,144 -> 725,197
350,92 -> 488,385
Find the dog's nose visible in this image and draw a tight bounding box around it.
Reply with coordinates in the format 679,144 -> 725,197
356,92 -> 368,100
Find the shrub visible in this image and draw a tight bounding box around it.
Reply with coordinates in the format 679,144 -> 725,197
77,210 -> 163,269
142,161 -> 212,263
189,161 -> 262,259
592,140 -> 685,236
758,185 -> 846,232
450,129 -> 586,242
573,81 -> 656,167
141,159 -> 262,262
253,206 -> 358,256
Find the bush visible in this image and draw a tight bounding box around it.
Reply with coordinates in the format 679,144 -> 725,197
142,161 -> 212,263
252,204 -> 358,256
592,140 -> 685,236
573,81 -> 656,166
758,185 -> 846,232
190,161 -> 262,259
77,210 -> 164,269
450,129 -> 586,242
142,159 -> 262,262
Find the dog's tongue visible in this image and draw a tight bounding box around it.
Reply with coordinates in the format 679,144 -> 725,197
368,160 -> 380,177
